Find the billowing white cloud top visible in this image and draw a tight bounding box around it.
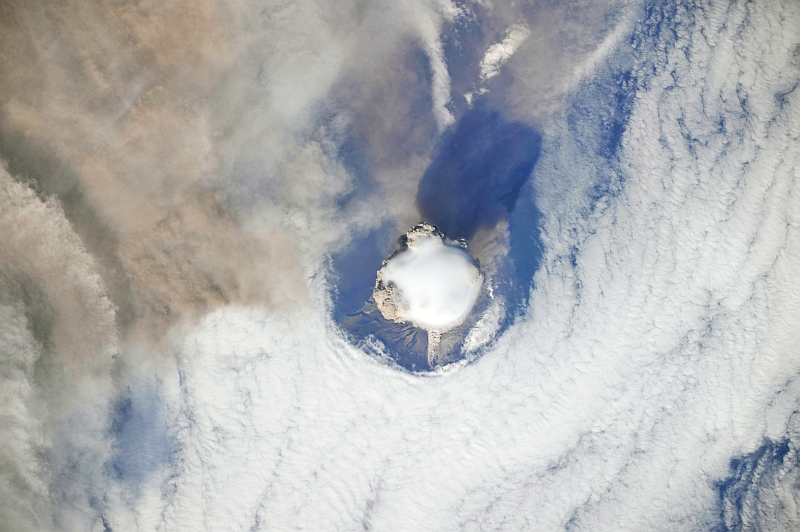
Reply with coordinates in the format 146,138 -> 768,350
480,24 -> 530,82
375,225 -> 482,331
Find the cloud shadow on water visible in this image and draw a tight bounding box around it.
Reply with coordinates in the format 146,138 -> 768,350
416,103 -> 542,241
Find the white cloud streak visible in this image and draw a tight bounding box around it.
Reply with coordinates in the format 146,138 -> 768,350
479,24 -> 530,82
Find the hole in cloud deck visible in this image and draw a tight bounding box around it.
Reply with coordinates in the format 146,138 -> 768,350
332,100 -> 544,372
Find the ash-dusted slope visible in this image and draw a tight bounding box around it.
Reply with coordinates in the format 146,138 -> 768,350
374,223 -> 483,332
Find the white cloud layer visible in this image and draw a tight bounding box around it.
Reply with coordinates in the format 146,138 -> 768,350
96,1 -> 800,530
1,0 -> 799,530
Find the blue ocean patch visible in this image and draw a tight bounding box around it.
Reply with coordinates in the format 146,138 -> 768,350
715,438 -> 800,531
108,380 -> 173,485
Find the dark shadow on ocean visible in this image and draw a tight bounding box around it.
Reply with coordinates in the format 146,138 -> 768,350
416,105 -> 541,240
333,102 -> 543,372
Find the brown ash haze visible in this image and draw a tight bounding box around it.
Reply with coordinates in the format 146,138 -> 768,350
0,0 -> 799,531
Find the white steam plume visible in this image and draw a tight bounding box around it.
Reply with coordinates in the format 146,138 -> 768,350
374,224 -> 482,331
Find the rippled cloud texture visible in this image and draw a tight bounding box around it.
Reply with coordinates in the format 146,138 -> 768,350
1,0 -> 799,530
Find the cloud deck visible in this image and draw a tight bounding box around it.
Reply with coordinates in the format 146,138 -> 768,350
0,0 -> 799,531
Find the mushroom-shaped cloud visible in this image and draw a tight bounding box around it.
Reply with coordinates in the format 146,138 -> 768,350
374,223 -> 483,332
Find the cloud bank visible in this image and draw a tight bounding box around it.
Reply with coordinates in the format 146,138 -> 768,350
1,0 -> 799,531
